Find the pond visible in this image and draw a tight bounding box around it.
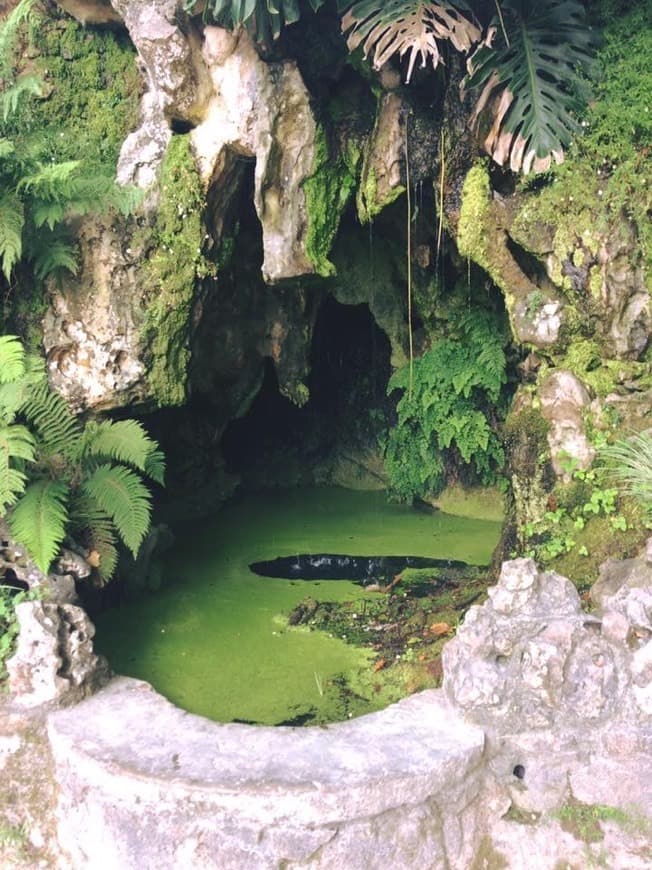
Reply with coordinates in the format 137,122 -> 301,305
94,487 -> 502,725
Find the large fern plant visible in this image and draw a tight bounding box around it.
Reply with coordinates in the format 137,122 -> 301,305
383,307 -> 507,501
0,335 -> 164,579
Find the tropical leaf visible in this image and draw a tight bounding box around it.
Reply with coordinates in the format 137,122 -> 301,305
0,191 -> 25,280
185,0 -> 325,40
81,464 -> 152,557
341,1 -> 480,82
0,335 -> 26,385
465,0 -> 595,173
9,478 -> 69,572
83,420 -> 161,474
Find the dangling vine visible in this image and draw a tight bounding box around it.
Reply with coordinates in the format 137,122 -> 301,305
404,112 -> 414,399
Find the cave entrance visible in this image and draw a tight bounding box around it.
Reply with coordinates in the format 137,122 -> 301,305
220,295 -> 392,489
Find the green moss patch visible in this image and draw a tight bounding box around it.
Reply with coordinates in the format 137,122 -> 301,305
303,127 -> 360,277
141,136 -> 215,407
8,3 -> 141,167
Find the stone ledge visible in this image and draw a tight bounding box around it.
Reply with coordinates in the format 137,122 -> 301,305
47,677 -> 491,869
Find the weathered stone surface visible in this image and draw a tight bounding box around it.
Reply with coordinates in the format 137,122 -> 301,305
539,369 -> 595,480
443,558 -> 646,730
192,26 -> 318,282
43,216 -> 148,413
47,678 -> 497,869
512,298 -> 562,347
0,521 -> 77,604
7,602 -> 109,707
57,0 -> 123,25
112,0 -> 209,190
357,93 -> 406,222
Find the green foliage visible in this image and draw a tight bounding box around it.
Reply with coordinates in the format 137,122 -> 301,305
515,2 -> 652,262
383,308 -> 507,501
0,585 -> 31,682
0,0 -> 142,290
465,1 -> 595,174
601,432 -> 652,517
0,336 -> 165,577
185,0 -> 326,41
523,464 -> 626,563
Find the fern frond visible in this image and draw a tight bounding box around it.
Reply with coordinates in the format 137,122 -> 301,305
0,191 -> 25,280
9,478 -> 69,572
32,236 -> 78,279
70,494 -> 119,580
81,464 -> 151,558
0,423 -> 34,513
17,160 -> 82,199
1,74 -> 43,122
0,0 -> 37,72
0,335 -> 26,385
144,448 -> 166,486
83,420 -> 159,473
342,1 -> 480,83
21,381 -> 81,459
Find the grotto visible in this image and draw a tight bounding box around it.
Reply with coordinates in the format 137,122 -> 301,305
0,0 -> 651,867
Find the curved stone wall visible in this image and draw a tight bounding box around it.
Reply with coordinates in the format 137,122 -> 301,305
47,678 -> 495,869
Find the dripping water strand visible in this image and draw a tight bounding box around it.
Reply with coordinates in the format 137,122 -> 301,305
436,129 -> 445,268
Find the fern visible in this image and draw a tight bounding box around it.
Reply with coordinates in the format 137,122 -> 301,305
0,335 -> 26,386
342,1 -> 480,82
83,419 -> 161,474
9,478 -> 69,573
0,0 -> 37,74
70,495 -> 119,580
0,424 -> 34,513
31,236 -> 78,280
0,191 -> 25,280
144,448 -> 166,486
20,380 -> 81,460
1,75 -> 42,122
82,464 -> 152,557
384,305 -> 507,500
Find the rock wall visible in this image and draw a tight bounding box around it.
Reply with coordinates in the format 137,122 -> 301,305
3,553 -> 651,868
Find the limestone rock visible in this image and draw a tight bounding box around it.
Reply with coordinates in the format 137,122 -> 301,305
7,602 -> 109,708
539,369 -> 595,480
357,93 -> 406,222
112,0 -> 210,191
192,27 -> 319,282
56,0 -> 123,25
43,217 -> 148,413
443,558 -> 634,730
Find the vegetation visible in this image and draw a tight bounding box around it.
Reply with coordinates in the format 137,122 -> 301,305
185,0 -> 598,175
601,432 -> 652,519
0,0 -> 140,311
0,335 -> 164,579
383,308 -> 508,500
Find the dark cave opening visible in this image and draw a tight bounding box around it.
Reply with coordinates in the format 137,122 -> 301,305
220,295 -> 393,485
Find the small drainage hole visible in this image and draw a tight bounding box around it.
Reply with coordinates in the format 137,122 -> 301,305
513,764 -> 525,780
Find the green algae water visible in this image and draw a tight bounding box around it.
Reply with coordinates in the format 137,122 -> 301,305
94,488 -> 501,725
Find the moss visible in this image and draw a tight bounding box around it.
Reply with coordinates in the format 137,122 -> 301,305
514,3 -> 651,279
554,799 -> 651,845
8,4 -> 141,168
303,126 -> 359,277
142,136 -> 215,407
457,163 -> 491,265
